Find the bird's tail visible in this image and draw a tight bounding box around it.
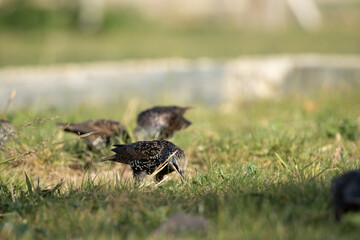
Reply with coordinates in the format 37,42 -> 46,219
57,122 -> 73,132
100,155 -> 117,162
181,106 -> 193,115
345,197 -> 360,205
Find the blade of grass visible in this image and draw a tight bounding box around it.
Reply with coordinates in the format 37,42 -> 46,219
0,132 -> 98,165
25,172 -> 33,196
275,152 -> 288,169
50,180 -> 64,194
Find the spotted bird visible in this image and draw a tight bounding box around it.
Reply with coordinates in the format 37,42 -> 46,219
101,140 -> 187,183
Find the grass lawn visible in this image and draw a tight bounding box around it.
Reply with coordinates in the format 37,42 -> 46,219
1,27 -> 359,67
1,90 -> 360,239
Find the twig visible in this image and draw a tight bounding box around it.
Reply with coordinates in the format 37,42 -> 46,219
154,175 -> 169,187
0,132 -> 98,165
150,150 -> 178,179
9,181 -> 15,202
1,89 -> 16,120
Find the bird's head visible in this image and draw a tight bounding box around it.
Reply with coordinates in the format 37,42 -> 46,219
169,151 -> 188,182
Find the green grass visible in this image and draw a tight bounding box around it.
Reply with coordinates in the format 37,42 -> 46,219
1,90 -> 360,239
1,27 -> 359,67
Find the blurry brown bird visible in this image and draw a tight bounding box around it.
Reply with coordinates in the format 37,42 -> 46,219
57,119 -> 131,150
134,106 -> 192,140
0,89 -> 16,147
332,170 -> 360,221
0,119 -> 14,147
101,140 -> 187,183
1,90 -> 16,148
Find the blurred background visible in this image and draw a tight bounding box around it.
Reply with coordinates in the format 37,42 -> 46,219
0,0 -> 360,107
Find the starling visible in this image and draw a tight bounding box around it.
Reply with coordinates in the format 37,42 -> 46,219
134,106 -> 192,140
332,170 -> 360,221
0,119 -> 15,147
57,119 -> 131,150
101,140 -> 187,183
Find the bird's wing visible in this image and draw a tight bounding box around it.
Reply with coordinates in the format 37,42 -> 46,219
136,109 -> 153,126
112,141 -> 164,161
59,119 -> 120,136
136,106 -> 192,128
90,119 -> 124,135
58,121 -> 94,134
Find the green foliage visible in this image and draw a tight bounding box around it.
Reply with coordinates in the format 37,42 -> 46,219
0,1 -> 360,66
320,116 -> 358,141
339,118 -> 358,141
0,0 -> 78,30
0,0 -> 147,31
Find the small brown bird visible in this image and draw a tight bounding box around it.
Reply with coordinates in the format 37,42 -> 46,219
0,119 -> 14,147
101,140 -> 187,183
332,170 -> 360,221
134,106 -> 192,140
57,119 -> 131,150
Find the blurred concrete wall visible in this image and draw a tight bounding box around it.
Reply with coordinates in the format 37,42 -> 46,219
1,55 -> 360,108
224,55 -> 360,101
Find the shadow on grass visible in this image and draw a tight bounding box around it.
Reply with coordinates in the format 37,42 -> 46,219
1,164 -> 359,239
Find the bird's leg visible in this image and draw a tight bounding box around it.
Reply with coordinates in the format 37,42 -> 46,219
155,173 -> 165,183
335,210 -> 342,222
133,171 -> 147,184
163,130 -> 173,139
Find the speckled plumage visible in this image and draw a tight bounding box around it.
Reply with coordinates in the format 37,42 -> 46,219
0,119 -> 14,147
57,119 -> 131,149
332,170 -> 360,221
134,106 -> 192,140
101,140 -> 187,183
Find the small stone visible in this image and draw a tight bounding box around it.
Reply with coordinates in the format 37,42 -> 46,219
154,213 -> 209,236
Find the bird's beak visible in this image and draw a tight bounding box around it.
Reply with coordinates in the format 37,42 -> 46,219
100,155 -> 116,162
179,170 -> 185,184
